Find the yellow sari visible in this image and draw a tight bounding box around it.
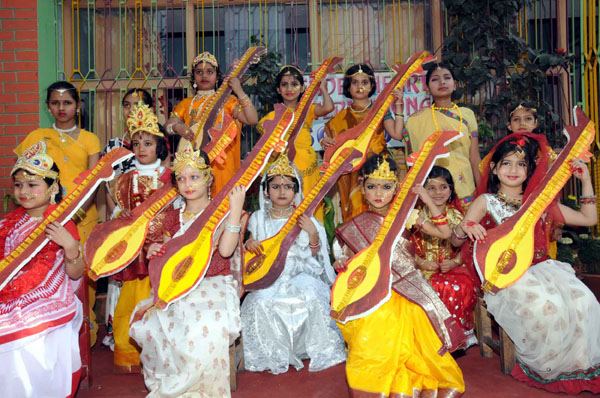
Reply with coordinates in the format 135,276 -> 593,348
324,106 -> 388,222
258,104 -> 323,220
404,107 -> 478,201
335,212 -> 465,397
173,94 -> 241,196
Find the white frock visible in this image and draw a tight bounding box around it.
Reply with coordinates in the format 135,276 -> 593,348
241,209 -> 346,374
482,194 -> 600,380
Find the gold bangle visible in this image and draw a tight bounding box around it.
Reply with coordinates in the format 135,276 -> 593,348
65,246 -> 82,265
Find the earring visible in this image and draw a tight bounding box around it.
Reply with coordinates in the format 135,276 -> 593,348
193,82 -> 198,89
47,108 -> 51,113
76,109 -> 81,117
50,192 -> 56,205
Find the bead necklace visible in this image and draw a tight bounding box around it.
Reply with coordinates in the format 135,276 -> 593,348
269,206 -> 294,219
350,100 -> 371,114
431,103 -> 463,134
497,191 -> 522,210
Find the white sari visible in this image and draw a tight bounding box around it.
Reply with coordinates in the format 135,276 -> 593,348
129,209 -> 242,398
483,194 -> 600,381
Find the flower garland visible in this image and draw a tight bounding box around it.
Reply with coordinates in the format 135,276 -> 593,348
0,207 -> 59,302
132,159 -> 161,207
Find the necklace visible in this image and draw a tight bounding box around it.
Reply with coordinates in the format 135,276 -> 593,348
350,101 -> 371,114
269,206 -> 294,219
431,103 -> 463,134
182,209 -> 201,218
368,205 -> 389,215
497,191 -> 522,209
28,214 -> 44,222
53,123 -> 78,143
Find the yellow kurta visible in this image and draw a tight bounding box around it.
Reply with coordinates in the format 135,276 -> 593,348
324,106 -> 388,222
337,291 -> 465,397
405,107 -> 478,201
258,104 -> 323,220
15,127 -> 101,346
173,94 -> 241,196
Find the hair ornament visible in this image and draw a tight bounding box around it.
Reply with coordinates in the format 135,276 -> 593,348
173,139 -> 210,175
192,52 -> 218,69
510,103 -> 537,118
347,63 -> 372,79
127,102 -> 163,139
266,153 -> 295,179
509,137 -> 528,159
12,140 -> 59,180
279,64 -> 303,76
366,155 -> 397,181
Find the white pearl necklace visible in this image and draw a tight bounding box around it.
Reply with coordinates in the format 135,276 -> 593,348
53,123 -> 78,143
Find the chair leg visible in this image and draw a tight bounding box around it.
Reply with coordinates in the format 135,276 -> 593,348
476,297 -> 494,358
229,344 -> 237,392
500,328 -> 516,374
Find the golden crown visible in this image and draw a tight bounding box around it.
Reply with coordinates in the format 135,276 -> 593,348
366,156 -> 397,181
12,140 -> 59,180
510,103 -> 537,118
127,102 -> 162,139
192,52 -> 218,69
173,139 -> 210,175
266,153 -> 295,179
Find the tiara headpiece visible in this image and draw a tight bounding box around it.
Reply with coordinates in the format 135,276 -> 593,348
266,153 -> 295,179
173,139 -> 210,175
127,102 -> 162,139
366,156 -> 397,181
192,52 -> 218,69
279,65 -> 303,76
347,64 -> 371,79
510,103 -> 537,119
12,140 -> 59,180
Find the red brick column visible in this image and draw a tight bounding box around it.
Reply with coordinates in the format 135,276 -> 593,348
0,0 -> 39,216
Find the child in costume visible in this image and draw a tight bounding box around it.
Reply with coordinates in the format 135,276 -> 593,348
106,102 -> 177,373
453,133 -> 600,394
241,155 -> 346,374
410,166 -> 477,348
0,141 -> 84,397
129,142 -> 247,398
102,89 -> 156,349
15,81 -> 101,345
165,51 -> 258,196
332,154 -> 465,397
257,65 -> 334,220
103,89 -> 154,183
321,63 -> 404,221
404,63 -> 481,208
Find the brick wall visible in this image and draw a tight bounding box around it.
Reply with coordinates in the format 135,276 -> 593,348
0,0 -> 39,215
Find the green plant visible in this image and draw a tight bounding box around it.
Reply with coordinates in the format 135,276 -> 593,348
3,194 -> 17,213
576,234 -> 600,274
243,35 -> 283,119
442,0 -> 573,150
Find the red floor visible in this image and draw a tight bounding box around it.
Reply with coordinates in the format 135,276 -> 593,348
75,331 -> 595,398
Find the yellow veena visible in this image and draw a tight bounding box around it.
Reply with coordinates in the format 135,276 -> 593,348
476,107 -> 595,293
330,130 -> 461,323
87,112 -> 251,280
151,108 -> 295,309
1,148 -> 133,290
